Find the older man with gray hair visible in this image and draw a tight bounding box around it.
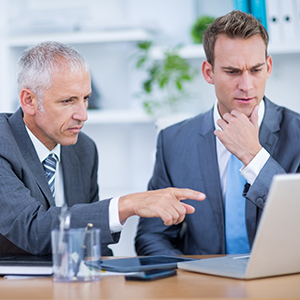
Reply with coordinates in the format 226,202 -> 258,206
0,41 -> 205,256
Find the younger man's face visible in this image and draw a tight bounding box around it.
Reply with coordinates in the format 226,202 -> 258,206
210,34 -> 272,117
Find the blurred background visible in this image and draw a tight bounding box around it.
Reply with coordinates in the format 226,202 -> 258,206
0,0 -> 299,256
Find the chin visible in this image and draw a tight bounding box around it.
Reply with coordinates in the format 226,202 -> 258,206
60,138 -> 79,146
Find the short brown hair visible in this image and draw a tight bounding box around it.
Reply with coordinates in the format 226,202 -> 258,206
203,10 -> 269,68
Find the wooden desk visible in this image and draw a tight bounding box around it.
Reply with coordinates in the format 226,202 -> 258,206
0,256 -> 299,300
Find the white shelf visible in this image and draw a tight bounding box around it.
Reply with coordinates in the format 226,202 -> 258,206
150,42 -> 300,60
7,28 -> 152,47
85,109 -> 154,125
150,44 -> 206,60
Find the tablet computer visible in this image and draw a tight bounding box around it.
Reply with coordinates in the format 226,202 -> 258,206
86,255 -> 198,272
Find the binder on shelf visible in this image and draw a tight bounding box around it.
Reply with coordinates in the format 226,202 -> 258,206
265,0 -> 282,44
249,0 -> 268,30
296,0 -> 300,40
233,0 -> 250,13
279,0 -> 300,42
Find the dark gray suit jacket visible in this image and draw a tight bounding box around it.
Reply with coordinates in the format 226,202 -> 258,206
0,108 -> 119,256
135,97 -> 300,255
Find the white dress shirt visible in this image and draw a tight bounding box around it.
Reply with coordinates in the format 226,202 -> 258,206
213,100 -> 270,201
26,127 -> 65,206
26,126 -> 123,232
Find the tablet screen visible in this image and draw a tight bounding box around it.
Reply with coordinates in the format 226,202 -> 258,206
87,255 -> 198,272
134,256 -> 191,265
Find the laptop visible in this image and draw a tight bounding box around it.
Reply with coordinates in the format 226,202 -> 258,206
0,254 -> 52,275
178,173 -> 300,279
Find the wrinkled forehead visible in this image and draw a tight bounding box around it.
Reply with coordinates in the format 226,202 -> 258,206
214,35 -> 267,66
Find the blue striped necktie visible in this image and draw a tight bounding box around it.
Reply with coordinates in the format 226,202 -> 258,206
43,153 -> 58,198
225,154 -> 250,254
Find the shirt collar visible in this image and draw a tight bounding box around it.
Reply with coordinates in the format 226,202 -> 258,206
213,99 -> 265,131
25,126 -> 61,163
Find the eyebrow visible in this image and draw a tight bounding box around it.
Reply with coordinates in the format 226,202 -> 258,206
84,92 -> 92,98
221,62 -> 266,71
59,92 -> 92,101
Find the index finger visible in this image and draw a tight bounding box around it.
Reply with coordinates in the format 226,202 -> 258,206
171,188 -> 206,202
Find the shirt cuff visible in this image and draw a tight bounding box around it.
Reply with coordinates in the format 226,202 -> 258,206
109,196 -> 124,233
241,148 -> 270,185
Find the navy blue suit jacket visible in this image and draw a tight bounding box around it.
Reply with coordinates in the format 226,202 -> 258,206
135,98 -> 300,255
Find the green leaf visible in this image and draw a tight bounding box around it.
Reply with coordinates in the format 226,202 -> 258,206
159,76 -> 169,89
191,16 -> 215,44
176,80 -> 182,90
143,80 -> 152,93
136,57 -> 147,69
181,74 -> 191,81
138,41 -> 152,50
149,64 -> 159,76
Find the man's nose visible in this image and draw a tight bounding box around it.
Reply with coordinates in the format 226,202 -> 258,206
238,72 -> 253,93
73,101 -> 88,122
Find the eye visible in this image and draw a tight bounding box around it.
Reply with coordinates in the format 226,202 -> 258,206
226,70 -> 239,75
62,99 -> 72,103
61,98 -> 76,105
84,95 -> 90,102
252,68 -> 262,73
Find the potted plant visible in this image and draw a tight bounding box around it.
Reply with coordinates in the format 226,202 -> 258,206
191,15 -> 215,44
133,41 -> 198,117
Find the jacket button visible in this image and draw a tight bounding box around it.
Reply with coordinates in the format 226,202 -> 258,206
256,198 -> 264,206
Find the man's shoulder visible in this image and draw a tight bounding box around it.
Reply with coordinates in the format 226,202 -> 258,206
265,98 -> 300,122
0,113 -> 23,161
0,112 -> 13,123
0,112 -> 15,138
161,109 -> 213,138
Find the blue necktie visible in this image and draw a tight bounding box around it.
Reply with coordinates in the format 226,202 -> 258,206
43,154 -> 58,198
225,154 -> 250,254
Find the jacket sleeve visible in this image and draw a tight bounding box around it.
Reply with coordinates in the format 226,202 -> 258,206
0,133 -> 120,255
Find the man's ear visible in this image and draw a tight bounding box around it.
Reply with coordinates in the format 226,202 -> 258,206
202,60 -> 214,84
266,55 -> 273,78
20,89 -> 38,116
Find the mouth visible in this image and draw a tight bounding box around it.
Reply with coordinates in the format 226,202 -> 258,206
68,126 -> 83,133
235,97 -> 254,103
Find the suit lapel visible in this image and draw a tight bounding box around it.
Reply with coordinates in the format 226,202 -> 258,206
8,108 -> 55,206
246,97 -> 280,246
259,97 -> 280,155
9,108 -> 86,207
61,146 -> 85,207
195,109 -> 225,248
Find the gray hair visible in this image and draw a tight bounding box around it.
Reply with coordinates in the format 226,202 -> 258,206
17,41 -> 89,108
